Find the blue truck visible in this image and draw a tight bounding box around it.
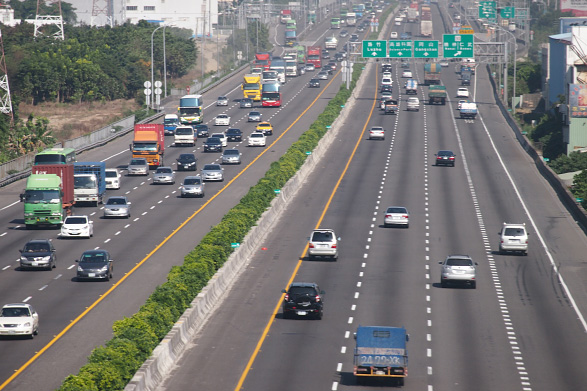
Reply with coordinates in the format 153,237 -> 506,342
73,162 -> 106,207
354,326 -> 409,386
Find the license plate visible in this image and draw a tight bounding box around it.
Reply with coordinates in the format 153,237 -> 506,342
510,239 -> 519,243
297,311 -> 307,316
376,370 -> 385,375
32,261 -> 38,266
88,273 -> 96,277
393,216 -> 400,219
453,270 -> 465,274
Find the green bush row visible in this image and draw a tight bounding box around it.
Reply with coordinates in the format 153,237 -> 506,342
57,63 -> 364,391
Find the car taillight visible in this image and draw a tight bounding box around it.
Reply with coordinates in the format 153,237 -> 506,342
284,293 -> 289,301
309,243 -> 315,248
385,214 -> 391,218
315,295 -> 321,302
449,156 -> 455,160
402,215 -> 409,218
331,245 -> 337,248
437,156 -> 442,159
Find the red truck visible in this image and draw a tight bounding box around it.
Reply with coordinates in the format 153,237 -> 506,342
254,52 -> 271,71
280,10 -> 292,24
307,46 -> 322,68
130,124 -> 165,167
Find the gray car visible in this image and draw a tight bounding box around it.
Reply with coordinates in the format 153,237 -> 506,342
222,149 -> 242,165
180,175 -> 205,198
127,158 -> 149,176
19,239 -> 56,270
201,164 -> 224,182
248,111 -> 262,122
76,249 -> 113,281
240,98 -> 254,108
439,255 -> 477,288
152,166 -> 176,185
103,196 -> 131,218
317,71 -> 329,80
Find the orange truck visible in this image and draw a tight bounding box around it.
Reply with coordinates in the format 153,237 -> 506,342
130,124 -> 165,167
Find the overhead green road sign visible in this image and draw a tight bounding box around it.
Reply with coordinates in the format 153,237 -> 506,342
413,40 -> 439,58
478,0 -> 496,18
362,40 -> 387,58
442,34 -> 474,58
388,40 -> 412,58
500,6 -> 515,18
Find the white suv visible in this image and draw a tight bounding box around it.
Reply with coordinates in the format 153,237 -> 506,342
499,223 -> 529,255
457,87 -> 469,98
308,229 -> 339,261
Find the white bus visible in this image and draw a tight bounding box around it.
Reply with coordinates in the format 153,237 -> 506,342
346,12 -> 357,26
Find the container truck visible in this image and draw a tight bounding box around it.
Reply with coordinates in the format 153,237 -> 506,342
420,20 -> 432,37
242,74 -> 262,101
428,85 -> 447,105
294,45 -> 306,63
354,326 -> 409,386
130,124 -> 165,168
407,3 -> 418,22
254,52 -> 271,70
270,60 -> 286,83
459,102 -> 478,119
21,164 -> 75,229
423,63 -> 442,85
384,99 -> 399,115
73,162 -> 106,206
405,79 -> 418,95
285,59 -> 298,77
285,30 -> 297,46
280,9 -> 292,23
307,46 -> 322,68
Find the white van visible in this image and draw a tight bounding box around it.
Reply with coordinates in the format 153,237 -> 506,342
174,126 -> 195,147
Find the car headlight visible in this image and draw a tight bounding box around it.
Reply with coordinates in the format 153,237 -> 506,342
20,257 -> 27,262
100,266 -> 108,272
23,322 -> 31,328
41,256 -> 51,261
78,266 -> 84,272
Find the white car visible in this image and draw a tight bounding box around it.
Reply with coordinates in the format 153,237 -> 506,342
0,303 -> 39,338
60,215 -> 94,238
457,87 -> 469,98
457,99 -> 468,110
390,32 -> 398,39
215,114 -> 230,126
406,97 -> 420,111
210,132 -> 228,147
402,70 -> 413,78
216,96 -> 229,106
105,168 -> 121,190
248,132 -> 267,147
369,126 -> 385,140
383,206 -> 409,227
382,71 -> 392,79
381,77 -> 393,86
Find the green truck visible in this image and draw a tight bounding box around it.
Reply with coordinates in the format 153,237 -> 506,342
21,164 -> 75,229
428,85 -> 447,105
423,63 -> 442,85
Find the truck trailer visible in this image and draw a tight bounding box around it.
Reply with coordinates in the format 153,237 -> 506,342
22,164 -> 75,229
354,326 -> 409,386
428,85 -> 447,105
307,46 -> 322,68
423,63 -> 441,85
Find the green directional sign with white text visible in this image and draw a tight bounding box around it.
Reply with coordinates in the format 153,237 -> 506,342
443,34 -> 474,58
388,40 -> 412,58
362,40 -> 387,58
413,40 -> 439,58
500,6 -> 515,18
478,1 -> 496,19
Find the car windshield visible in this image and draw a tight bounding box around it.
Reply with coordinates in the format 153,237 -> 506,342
225,150 -> 239,156
195,125 -> 208,131
175,128 -> 193,135
504,228 -> 525,236
107,198 -> 126,205
227,129 -> 241,134
24,243 -> 50,252
179,154 -> 195,161
80,253 -> 107,264
288,286 -> 317,297
203,165 -> 220,170
218,97 -> 227,100
184,178 -> 201,185
446,258 -> 473,267
130,159 -> 146,166
207,138 -> 221,144
105,171 -> 117,178
156,168 -> 172,174
250,112 -> 260,116
387,207 -> 407,213
1,307 -> 30,317
312,231 -> 333,242
439,151 -> 453,156
251,133 -> 263,138
64,217 -> 87,225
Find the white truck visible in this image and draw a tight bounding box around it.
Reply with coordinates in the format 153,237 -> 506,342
285,60 -> 298,77
174,125 -> 196,146
459,102 -> 478,119
325,36 -> 338,49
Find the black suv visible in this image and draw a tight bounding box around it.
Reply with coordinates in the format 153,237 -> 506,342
226,128 -> 243,142
19,239 -> 57,270
176,153 -> 197,171
309,79 -> 321,88
204,137 -> 223,152
282,282 -> 324,319
195,124 -> 209,138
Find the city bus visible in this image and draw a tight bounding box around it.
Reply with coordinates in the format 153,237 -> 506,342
261,92 -> 282,107
331,17 -> 341,29
34,147 -> 76,165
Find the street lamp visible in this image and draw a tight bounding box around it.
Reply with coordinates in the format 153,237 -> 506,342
151,25 -> 166,109
494,24 -> 517,111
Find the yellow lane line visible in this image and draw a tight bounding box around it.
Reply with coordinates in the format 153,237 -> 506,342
234,63 -> 380,391
0,70 -> 343,390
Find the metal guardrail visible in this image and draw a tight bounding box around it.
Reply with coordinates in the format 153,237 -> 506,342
0,112 -> 165,188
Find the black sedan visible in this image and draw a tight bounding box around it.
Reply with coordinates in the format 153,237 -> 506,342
203,137 -> 223,152
435,150 -> 456,167
226,128 -> 243,142
195,124 -> 209,138
309,78 -> 321,88
76,249 -> 113,281
176,153 -> 197,171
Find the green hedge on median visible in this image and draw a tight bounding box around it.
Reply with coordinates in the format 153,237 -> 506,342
56,24 -> 382,391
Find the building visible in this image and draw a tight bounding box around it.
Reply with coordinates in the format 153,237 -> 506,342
125,0 -> 219,37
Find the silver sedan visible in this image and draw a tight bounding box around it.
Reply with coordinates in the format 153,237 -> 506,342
248,111 -> 262,122
201,164 -> 224,182
222,149 -> 242,165
152,167 -> 176,185
103,196 -> 131,218
181,176 -> 205,198
383,206 -> 409,227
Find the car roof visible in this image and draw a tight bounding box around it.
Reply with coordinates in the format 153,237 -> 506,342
203,164 -> 221,168
289,282 -> 319,289
2,303 -> 32,309
179,153 -> 195,158
81,249 -> 109,256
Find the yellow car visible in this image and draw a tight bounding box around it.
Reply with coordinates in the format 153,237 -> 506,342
256,122 -> 273,136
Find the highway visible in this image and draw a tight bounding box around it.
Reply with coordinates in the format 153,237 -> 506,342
155,4 -> 587,391
0,13 -> 349,391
